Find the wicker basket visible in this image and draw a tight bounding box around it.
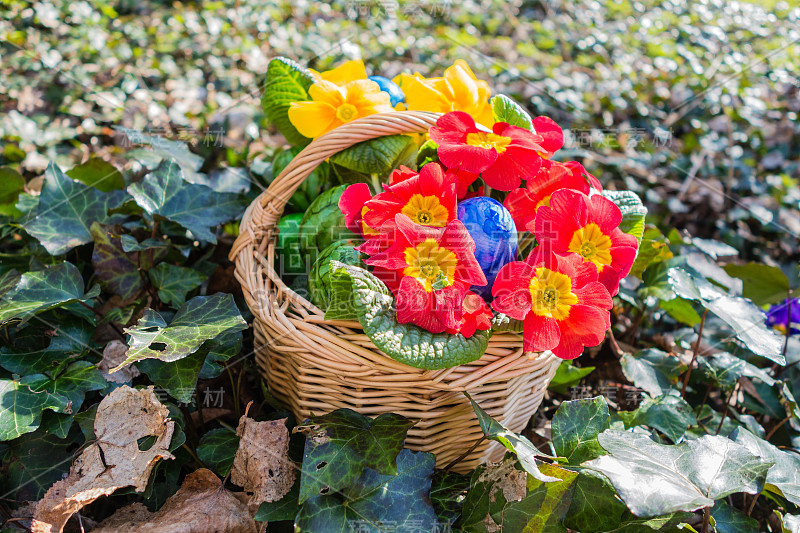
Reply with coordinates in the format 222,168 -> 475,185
229,111 -> 560,473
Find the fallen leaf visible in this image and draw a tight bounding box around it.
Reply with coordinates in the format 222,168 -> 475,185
231,416 -> 296,507
31,386 -> 174,533
92,469 -> 258,533
98,340 -> 139,384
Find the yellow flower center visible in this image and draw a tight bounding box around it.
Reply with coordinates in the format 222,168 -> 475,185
568,223 -> 613,271
403,238 -> 458,292
336,103 -> 359,122
360,205 -> 378,236
535,194 -> 552,211
465,132 -> 512,153
400,194 -> 450,227
529,267 -> 578,320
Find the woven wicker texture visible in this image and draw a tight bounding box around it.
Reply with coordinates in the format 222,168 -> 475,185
230,111 -> 560,472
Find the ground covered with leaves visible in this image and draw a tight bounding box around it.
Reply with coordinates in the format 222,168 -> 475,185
0,0 -> 799,532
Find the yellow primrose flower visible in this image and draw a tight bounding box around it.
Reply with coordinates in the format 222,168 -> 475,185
310,59 -> 368,85
288,79 -> 394,139
396,60 -> 494,127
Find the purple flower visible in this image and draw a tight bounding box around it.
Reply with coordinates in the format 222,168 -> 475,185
766,297 -> 800,335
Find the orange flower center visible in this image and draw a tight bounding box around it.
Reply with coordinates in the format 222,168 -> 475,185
568,223 -> 613,271
529,267 -> 578,320
336,103 -> 359,122
400,194 -> 450,227
403,238 -> 457,292
465,132 -> 512,153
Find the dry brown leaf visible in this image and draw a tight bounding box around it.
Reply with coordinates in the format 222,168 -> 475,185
92,469 -> 258,533
230,416 -> 295,506
98,340 -> 140,383
31,386 -> 174,533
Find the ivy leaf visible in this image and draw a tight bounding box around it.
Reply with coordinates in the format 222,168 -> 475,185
622,392 -> 697,442
23,162 -> 129,255
0,321 -> 92,376
332,262 -> 490,369
127,159 -> 244,244
700,351 -> 776,390
0,166 -> 25,216
66,157 -> 125,192
659,297 -> 702,326
552,396 -> 610,465
730,428 -> 800,506
621,349 -> 686,397
197,427 -> 239,477
90,223 -> 144,303
467,392 -> 562,482
198,329 -> 243,379
602,190 -> 647,244
261,57 -> 315,146
565,470 -> 627,533
777,511 -> 800,533
710,501 -> 759,533
149,263 -> 207,308
0,262 -> 97,324
491,94 -> 533,129
584,430 -> 772,517
0,428 -> 78,500
548,360 -> 596,394
330,135 -> 418,177
668,267 -> 785,364
136,349 -> 206,404
119,235 -> 170,253
24,360 -> 105,413
116,126 -> 205,174
295,409 -> 415,505
724,262 -> 791,307
430,470 -> 470,526
255,478 -> 300,522
114,293 -> 247,371
295,449 -> 437,533
0,377 -> 69,441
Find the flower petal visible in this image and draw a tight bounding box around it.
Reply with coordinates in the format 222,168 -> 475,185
523,312 -> 561,352
288,101 -> 338,138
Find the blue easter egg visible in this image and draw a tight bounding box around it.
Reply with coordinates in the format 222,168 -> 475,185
368,75 -> 405,107
457,197 -> 519,299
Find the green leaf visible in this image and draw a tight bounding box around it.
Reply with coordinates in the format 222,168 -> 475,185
624,392 -> 697,442
548,360 -> 596,394
116,126 -> 204,173
261,57 -> 315,146
149,263 -> 207,308
0,428 -> 78,500
416,139 -> 439,167
621,349 -> 686,397
296,409 -> 415,505
0,361 -> 104,441
777,511 -> 800,533
701,351 -> 776,390
114,293 -> 247,371
0,321 -> 92,376
255,477 -> 300,522
710,501 -> 759,533
491,94 -> 533,129
730,428 -> 800,506
0,262 -> 96,324
467,392 -> 561,482
90,222 -> 144,303
23,162 -> 129,255
128,159 -> 244,244
430,470 -> 470,526
629,226 -> 673,279
136,349 -> 206,404
324,265 -> 359,320
333,262 -> 490,369
602,190 -> 647,244
66,157 -> 125,192
552,396 -> 611,465
330,135 -> 417,177
0,166 -> 25,213
197,427 -> 239,476
668,267 -> 785,364
724,262 -> 791,306
198,329 -> 243,379
659,297 -> 703,326
295,449 -> 437,533
459,457 -> 577,533
565,470 -> 627,533
584,430 -> 772,517
119,235 -> 170,253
